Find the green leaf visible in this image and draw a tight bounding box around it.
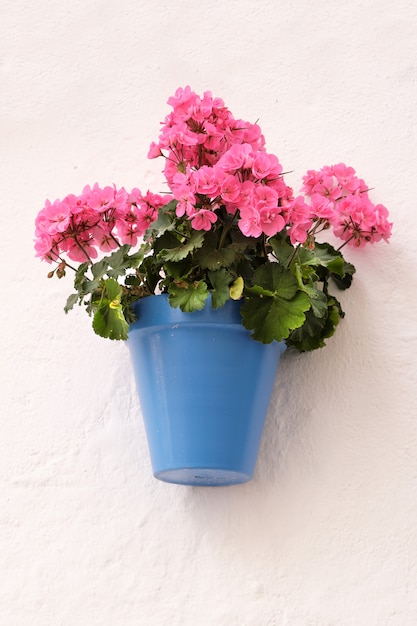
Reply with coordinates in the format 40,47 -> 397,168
64,293 -> 79,313
164,259 -> 195,279
241,291 -> 310,343
91,258 -> 109,280
208,269 -> 233,309
298,283 -> 328,318
91,278 -> 129,340
106,245 -> 133,277
195,233 -> 237,270
331,261 -> 356,290
82,279 -> 100,294
145,199 -> 177,236
127,245 -> 149,268
312,242 -> 346,277
168,281 -> 209,312
268,235 -> 295,266
90,244 -> 148,283
248,264 -> 300,300
103,277 -> 122,301
230,276 -> 244,300
241,264 -> 312,343
92,304 -> 129,340
287,298 -> 343,352
138,255 -> 161,294
293,242 -> 356,292
74,263 -> 89,290
157,230 -> 205,262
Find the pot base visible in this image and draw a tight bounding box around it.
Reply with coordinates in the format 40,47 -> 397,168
155,467 -> 251,487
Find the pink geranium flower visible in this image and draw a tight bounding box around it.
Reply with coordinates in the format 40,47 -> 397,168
258,207 -> 285,237
190,208 -> 217,231
220,174 -> 241,204
217,143 -> 253,173
192,166 -> 223,197
43,199 -> 72,235
238,206 -> 262,238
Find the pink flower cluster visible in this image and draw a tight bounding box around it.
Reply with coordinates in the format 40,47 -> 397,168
147,86 -> 392,246
148,85 -> 293,237
299,163 -> 392,247
34,183 -> 170,263
34,86 -> 392,265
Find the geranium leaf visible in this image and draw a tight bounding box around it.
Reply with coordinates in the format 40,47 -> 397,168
241,291 -> 311,343
299,283 -> 328,318
91,258 -> 110,280
158,230 -> 205,262
208,269 -> 233,309
103,277 -> 122,301
92,304 -> 129,340
168,281 -> 209,312
230,276 -> 244,300
91,278 -> 129,339
64,293 -> 79,313
164,259 -> 195,279
287,298 -> 342,351
249,264 -> 300,300
268,235 -> 295,266
313,242 -> 346,277
331,261 -> 356,289
195,244 -> 236,270
145,200 -> 177,237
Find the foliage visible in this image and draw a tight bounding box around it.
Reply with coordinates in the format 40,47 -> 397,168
34,86 -> 392,350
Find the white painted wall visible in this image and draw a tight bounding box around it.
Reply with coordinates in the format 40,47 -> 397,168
2,1 -> 417,624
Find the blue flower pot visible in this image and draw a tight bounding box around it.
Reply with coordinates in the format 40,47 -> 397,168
127,294 -> 286,486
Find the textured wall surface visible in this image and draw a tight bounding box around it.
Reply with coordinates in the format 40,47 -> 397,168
2,1 -> 417,624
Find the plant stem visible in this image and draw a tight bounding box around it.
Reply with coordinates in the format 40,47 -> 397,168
109,232 -> 122,247
218,210 -> 238,249
286,244 -> 301,268
58,257 -> 78,273
337,234 -> 356,250
74,237 -> 93,264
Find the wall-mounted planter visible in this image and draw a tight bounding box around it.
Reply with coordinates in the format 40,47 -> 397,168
127,294 -> 286,486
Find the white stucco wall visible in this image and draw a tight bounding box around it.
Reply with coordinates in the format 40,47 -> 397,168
2,1 -> 417,624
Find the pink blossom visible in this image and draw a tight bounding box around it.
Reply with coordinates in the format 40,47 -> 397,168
84,183 -> 116,213
63,193 -> 86,215
253,185 -> 279,211
238,207 -> 262,238
34,87 -> 393,285
191,166 -> 223,197
217,143 -> 253,173
241,121 -> 265,150
258,207 -> 285,236
147,142 -> 163,159
331,163 -> 363,193
170,172 -> 197,217
371,203 -> 393,242
310,193 -> 335,220
301,167 -> 339,201
92,225 -> 120,252
135,205 -> 158,233
220,174 -> 241,203
190,208 -> 217,231
285,196 -> 312,244
44,199 -> 71,235
166,86 -> 217,123
252,152 -> 282,180
61,236 -> 98,263
332,193 -> 392,246
34,232 -> 53,259
238,180 -> 256,207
